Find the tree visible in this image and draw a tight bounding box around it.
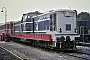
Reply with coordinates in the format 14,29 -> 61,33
77,12 -> 90,21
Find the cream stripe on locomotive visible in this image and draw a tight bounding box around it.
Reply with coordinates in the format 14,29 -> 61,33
21,22 -> 33,24
35,18 -> 50,22
21,30 -> 46,33
20,18 -> 50,25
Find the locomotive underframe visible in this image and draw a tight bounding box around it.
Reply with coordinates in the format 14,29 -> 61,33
11,36 -> 77,50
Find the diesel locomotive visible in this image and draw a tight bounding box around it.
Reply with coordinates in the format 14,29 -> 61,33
0,9 -> 80,50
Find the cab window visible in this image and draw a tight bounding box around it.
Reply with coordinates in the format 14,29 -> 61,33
66,24 -> 71,31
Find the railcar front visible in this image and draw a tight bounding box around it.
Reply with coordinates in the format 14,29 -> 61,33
0,24 -> 5,40
0,22 -> 13,41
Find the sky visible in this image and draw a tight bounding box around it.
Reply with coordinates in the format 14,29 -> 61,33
0,0 -> 90,23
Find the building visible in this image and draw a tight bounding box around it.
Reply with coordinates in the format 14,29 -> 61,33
77,20 -> 89,34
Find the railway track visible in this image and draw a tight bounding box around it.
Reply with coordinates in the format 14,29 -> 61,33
0,41 -> 26,60
27,42 -> 90,60
7,40 -> 89,60
14,41 -> 85,60
62,46 -> 90,60
0,46 -> 18,60
65,51 -> 90,60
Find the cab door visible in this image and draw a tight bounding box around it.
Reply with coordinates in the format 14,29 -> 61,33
50,13 -> 57,31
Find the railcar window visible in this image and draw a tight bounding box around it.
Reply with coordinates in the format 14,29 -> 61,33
53,13 -> 57,31
47,14 -> 50,18
24,15 -> 27,19
23,15 -> 27,21
0,25 -> 5,30
50,14 -> 53,31
63,11 -> 74,17
66,24 -> 71,31
50,15 -> 52,25
28,15 -> 30,18
34,17 -> 38,21
6,24 -> 9,29
10,24 -> 13,29
53,14 -> 56,24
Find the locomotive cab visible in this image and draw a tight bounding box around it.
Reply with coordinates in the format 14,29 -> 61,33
49,10 -> 80,49
49,10 -> 77,33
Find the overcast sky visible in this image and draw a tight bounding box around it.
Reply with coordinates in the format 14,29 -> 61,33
0,0 -> 90,23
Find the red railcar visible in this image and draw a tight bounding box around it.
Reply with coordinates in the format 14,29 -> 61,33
0,22 -> 13,41
0,23 -> 5,40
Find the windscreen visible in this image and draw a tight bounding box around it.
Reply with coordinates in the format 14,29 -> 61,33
63,10 -> 74,17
